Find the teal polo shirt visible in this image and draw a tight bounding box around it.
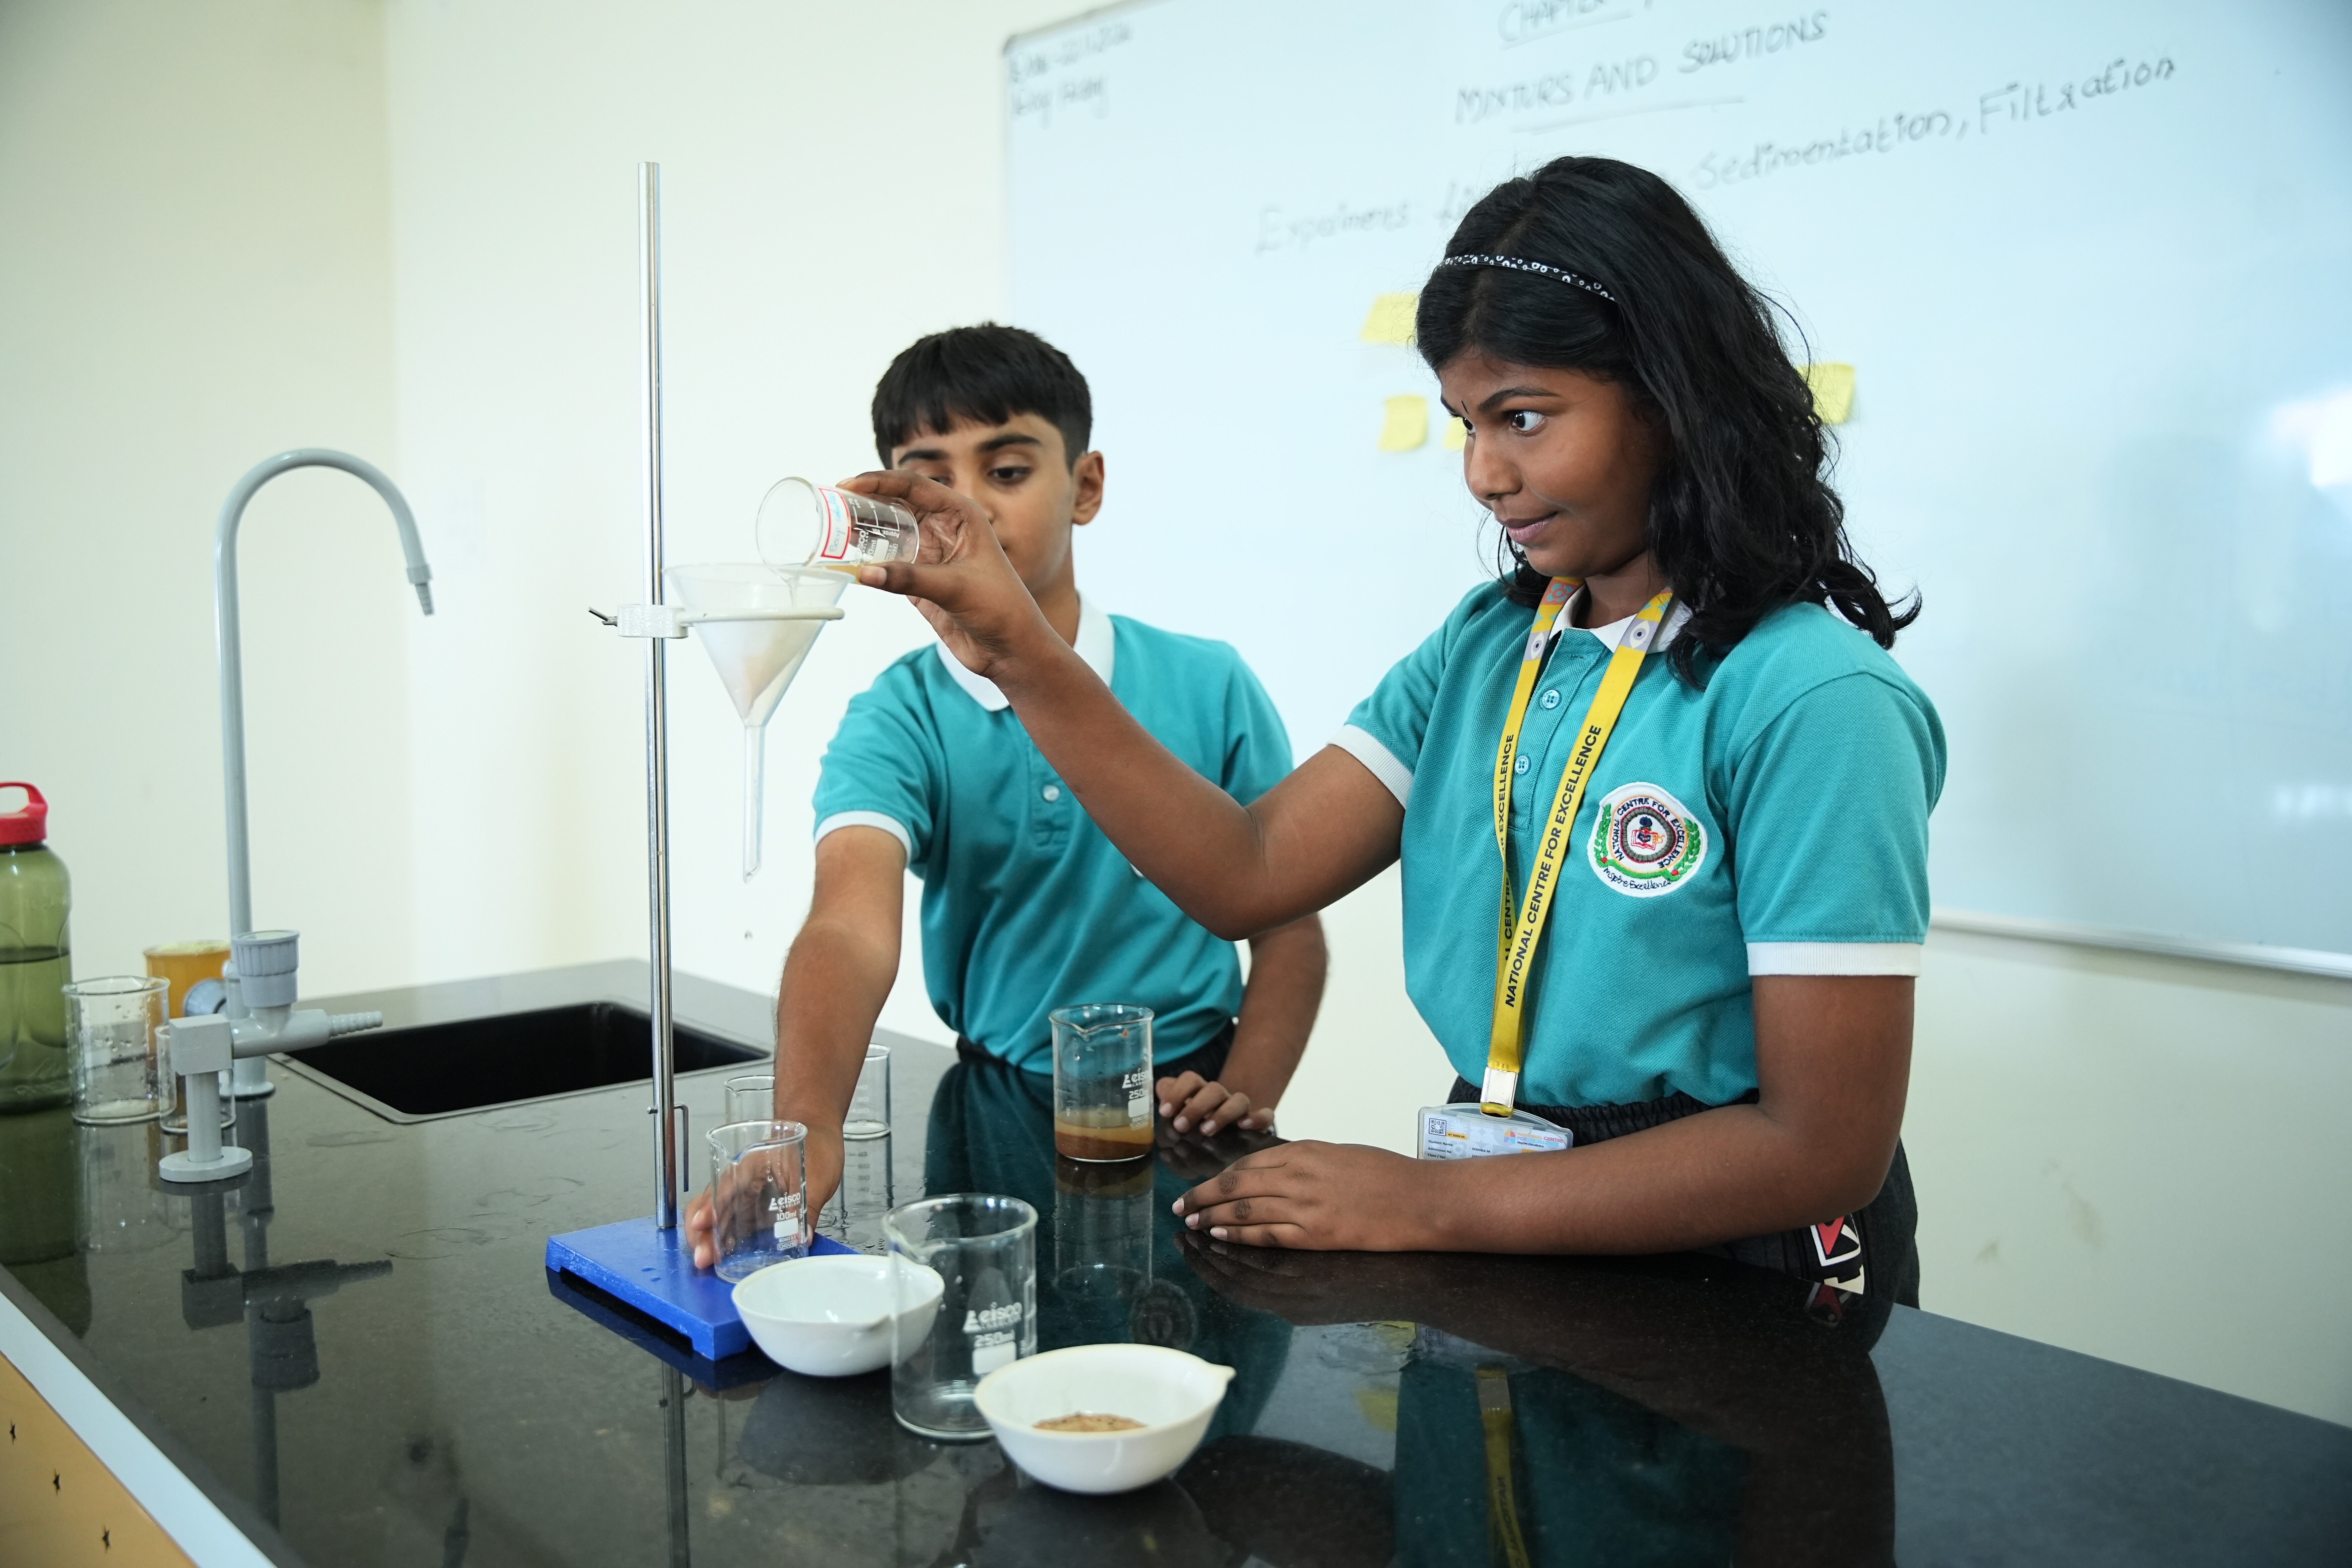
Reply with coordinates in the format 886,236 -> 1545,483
1336,584 -> 1944,1110
812,597 -> 1293,1073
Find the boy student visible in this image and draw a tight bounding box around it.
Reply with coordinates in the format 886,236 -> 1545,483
689,325 -> 1326,1262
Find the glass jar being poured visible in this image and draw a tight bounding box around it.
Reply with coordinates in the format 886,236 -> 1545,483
756,477 -> 920,574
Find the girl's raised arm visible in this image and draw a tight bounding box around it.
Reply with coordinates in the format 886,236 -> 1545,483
844,470 -> 1401,937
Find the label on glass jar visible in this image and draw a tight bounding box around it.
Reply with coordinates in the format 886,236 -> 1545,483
814,487 -> 855,562
1123,1067 -> 1149,1126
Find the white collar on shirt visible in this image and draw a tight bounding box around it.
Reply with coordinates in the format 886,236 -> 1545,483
1557,587 -> 1694,651
935,593 -> 1115,712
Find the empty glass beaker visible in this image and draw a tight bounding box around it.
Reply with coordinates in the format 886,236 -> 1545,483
755,477 -> 919,573
845,1042 -> 891,1139
885,1193 -> 1037,1440
706,1119 -> 810,1282
1050,1004 -> 1154,1162
64,977 -> 163,1126
819,1131 -> 895,1254
722,1072 -> 775,1124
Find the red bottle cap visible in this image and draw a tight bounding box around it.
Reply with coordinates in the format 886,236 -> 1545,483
0,783 -> 48,846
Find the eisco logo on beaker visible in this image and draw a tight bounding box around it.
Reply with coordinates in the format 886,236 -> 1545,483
963,1302 -> 1026,1334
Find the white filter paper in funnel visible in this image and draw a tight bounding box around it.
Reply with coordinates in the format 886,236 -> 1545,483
665,564 -> 848,878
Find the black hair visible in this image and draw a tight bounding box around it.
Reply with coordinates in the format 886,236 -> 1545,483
1416,156 -> 1917,680
871,323 -> 1092,469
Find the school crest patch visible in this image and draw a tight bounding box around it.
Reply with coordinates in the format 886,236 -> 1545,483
1588,783 -> 1707,897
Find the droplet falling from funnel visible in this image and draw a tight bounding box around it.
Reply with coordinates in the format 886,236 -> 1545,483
664,564 -> 849,878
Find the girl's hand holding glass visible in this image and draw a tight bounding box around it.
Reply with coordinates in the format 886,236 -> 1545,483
836,470 -> 1062,685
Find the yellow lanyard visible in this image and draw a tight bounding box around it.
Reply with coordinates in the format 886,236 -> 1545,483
1485,580 -> 1674,1115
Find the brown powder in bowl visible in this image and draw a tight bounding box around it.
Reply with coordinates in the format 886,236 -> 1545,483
1034,1412 -> 1145,1433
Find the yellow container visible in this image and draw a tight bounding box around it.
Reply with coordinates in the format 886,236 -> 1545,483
142,941 -> 228,1021
143,942 -> 233,1134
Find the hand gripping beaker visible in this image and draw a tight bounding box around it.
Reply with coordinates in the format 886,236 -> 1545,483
755,478 -> 919,573
664,564 -> 849,878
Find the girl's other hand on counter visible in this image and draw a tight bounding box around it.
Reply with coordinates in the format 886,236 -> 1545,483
1157,1069 -> 1274,1137
837,470 -> 1059,685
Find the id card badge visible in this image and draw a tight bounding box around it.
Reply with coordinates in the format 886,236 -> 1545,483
1417,1102 -> 1571,1161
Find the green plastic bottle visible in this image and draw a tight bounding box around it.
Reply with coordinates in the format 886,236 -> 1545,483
0,783 -> 72,1111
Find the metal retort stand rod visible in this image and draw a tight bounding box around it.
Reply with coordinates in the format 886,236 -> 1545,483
639,159 -> 683,1230
542,161 -> 841,1357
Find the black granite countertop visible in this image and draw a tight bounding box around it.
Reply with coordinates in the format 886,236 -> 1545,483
2,963 -> 2346,1566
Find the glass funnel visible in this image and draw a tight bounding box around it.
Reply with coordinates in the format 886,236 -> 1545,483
664,564 -> 848,878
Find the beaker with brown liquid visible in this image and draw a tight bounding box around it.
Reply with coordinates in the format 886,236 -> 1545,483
1049,1003 -> 1153,1163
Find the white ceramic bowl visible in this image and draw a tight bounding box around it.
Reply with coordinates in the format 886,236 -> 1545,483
731,1253 -> 943,1378
973,1344 -> 1235,1494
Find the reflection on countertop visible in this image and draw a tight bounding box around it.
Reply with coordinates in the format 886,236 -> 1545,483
1,963 -> 2347,1566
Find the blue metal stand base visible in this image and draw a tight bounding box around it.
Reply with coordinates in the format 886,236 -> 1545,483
544,1215 -> 852,1361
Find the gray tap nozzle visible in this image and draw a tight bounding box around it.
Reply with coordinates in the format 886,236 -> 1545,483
232,930 -> 301,1009
326,1012 -> 383,1037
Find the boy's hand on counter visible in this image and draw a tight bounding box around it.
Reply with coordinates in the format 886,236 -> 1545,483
1157,1070 -> 1274,1138
1171,1140 -> 1435,1251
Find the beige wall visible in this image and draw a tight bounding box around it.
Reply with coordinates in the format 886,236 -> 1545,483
378,0 -> 1077,1047
4,0 -> 2343,1430
0,0 -> 408,995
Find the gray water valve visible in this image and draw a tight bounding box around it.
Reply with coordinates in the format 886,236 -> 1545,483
159,933 -> 384,1184
233,930 -> 301,1009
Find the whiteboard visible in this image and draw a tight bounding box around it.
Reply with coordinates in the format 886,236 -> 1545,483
1006,0 -> 2352,959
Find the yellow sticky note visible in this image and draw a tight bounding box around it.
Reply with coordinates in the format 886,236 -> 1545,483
1804,362 -> 1856,425
1361,293 -> 1418,345
1441,413 -> 1467,451
1377,395 -> 1428,452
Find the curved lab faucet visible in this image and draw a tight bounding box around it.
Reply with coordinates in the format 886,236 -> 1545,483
214,449 -> 434,1098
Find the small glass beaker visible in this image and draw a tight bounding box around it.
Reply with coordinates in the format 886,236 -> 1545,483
885,1193 -> 1037,1440
845,1042 -> 891,1139
722,1072 -> 775,1125
819,1131 -> 895,1253
756,477 -> 919,573
63,977 -> 164,1126
1049,1004 -> 1154,1162
706,1119 -> 810,1282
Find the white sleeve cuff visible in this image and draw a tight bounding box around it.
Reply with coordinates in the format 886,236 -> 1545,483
813,811 -> 913,862
1330,725 -> 1413,808
1746,942 -> 1923,976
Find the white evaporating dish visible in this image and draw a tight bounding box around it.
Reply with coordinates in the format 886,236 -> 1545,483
732,1253 -> 942,1378
973,1343 -> 1235,1494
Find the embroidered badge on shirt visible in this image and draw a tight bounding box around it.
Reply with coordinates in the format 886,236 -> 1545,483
1587,782 -> 1707,897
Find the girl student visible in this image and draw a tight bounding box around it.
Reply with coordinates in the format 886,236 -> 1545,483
847,156 -> 1943,1302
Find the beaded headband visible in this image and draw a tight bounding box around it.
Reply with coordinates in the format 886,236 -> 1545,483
1436,252 -> 1616,303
